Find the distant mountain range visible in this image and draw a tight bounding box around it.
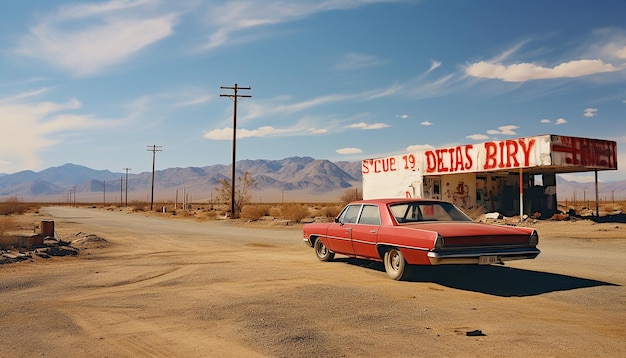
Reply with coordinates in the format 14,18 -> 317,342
0,157 -> 624,203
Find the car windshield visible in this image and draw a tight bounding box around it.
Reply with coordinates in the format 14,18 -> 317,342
389,201 -> 473,223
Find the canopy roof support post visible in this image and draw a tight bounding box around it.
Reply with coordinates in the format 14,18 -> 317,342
519,168 -> 524,221
595,170 -> 599,217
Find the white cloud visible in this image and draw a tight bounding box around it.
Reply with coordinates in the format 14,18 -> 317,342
204,126 -> 294,140
466,134 -> 489,140
540,119 -> 551,124
466,59 -> 621,82
406,144 -> 435,152
347,122 -> 389,130
14,0 -> 179,76
396,114 -> 409,119
487,125 -> 518,135
336,147 -> 362,155
420,121 -> 433,126
0,92 -> 114,172
334,52 -> 386,70
308,128 -> 328,134
583,108 -> 598,117
555,118 -> 567,125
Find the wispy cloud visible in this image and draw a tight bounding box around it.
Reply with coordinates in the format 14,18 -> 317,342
347,122 -> 389,130
201,1 -> 404,50
555,118 -> 567,125
336,147 -> 362,155
14,0 -> 180,76
487,125 -> 519,135
466,134 -> 489,140
0,91 -> 116,172
421,121 -> 433,126
334,52 -> 386,70
583,107 -> 598,117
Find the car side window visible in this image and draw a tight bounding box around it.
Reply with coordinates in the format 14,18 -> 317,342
358,205 -> 381,225
339,205 -> 361,224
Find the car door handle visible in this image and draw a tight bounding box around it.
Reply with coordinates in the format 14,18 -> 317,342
369,230 -> 377,233
345,228 -> 352,232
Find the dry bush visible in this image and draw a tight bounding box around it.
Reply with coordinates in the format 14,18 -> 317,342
340,188 -> 362,204
241,205 -> 271,221
0,216 -> 17,249
279,203 -> 310,223
320,205 -> 343,218
268,206 -> 282,217
0,196 -> 35,215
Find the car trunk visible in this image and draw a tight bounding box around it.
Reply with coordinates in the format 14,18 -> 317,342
406,222 -> 532,248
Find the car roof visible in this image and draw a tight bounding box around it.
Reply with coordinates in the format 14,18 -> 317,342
350,198 -> 447,205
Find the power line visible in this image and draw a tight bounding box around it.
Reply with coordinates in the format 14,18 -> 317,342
146,145 -> 162,210
220,83 -> 251,218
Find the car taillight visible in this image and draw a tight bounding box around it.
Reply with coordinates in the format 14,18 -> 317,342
434,234 -> 444,249
528,230 -> 539,246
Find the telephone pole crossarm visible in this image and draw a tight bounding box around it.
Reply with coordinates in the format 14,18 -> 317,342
219,83 -> 251,218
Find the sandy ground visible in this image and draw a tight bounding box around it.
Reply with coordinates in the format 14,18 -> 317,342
1,206 -> 625,357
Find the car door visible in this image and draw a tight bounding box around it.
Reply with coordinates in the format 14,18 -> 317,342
325,204 -> 360,255
351,204 -> 381,258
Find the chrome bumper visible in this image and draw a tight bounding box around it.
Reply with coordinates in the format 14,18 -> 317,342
427,247 -> 540,265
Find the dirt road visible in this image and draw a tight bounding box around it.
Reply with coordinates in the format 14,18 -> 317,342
1,207 -> 625,357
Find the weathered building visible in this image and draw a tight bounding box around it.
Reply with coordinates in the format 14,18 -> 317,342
362,134 -> 618,217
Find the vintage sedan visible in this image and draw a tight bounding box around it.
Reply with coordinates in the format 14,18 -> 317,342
303,198 -> 540,280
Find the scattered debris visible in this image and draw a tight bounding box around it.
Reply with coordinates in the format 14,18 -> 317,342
466,329 -> 486,337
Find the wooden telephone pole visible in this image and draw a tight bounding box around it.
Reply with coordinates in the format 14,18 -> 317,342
220,83 -> 251,218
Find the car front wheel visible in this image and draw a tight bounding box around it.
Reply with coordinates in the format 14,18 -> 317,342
384,248 -> 407,280
314,238 -> 335,262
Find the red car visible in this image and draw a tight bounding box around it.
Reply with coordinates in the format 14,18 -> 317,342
303,198 -> 540,280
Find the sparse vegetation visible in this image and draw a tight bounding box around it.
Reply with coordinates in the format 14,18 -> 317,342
215,171 -> 257,218
0,216 -> 17,249
241,204 -> 271,221
0,196 -> 38,215
278,203 -> 310,223
340,188 -> 362,204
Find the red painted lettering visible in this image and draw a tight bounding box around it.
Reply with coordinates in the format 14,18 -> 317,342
464,145 -> 474,170
437,149 -> 449,172
505,140 -> 519,168
518,138 -> 535,166
425,151 -> 436,173
484,142 -> 497,169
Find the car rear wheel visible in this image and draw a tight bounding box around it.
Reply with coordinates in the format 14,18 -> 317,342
314,238 -> 335,262
384,248 -> 407,280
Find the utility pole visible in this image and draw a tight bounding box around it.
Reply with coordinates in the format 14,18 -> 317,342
123,168 -> 132,207
120,177 -> 123,207
220,83 -> 251,218
147,145 -> 162,210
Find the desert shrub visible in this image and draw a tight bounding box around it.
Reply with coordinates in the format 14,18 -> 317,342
0,216 -> 17,249
0,196 -> 33,215
241,205 -> 271,221
268,206 -> 282,217
340,188 -> 362,204
279,203 -> 310,223
320,205 -> 343,218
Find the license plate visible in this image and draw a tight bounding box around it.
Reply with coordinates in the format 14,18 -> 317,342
479,255 -> 498,265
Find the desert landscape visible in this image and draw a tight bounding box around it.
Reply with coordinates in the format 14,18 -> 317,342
1,203 -> 625,357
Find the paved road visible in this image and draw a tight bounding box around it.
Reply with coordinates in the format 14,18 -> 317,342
1,207 -> 624,357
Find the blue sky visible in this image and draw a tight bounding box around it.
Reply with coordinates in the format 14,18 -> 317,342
1,0 -> 625,182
